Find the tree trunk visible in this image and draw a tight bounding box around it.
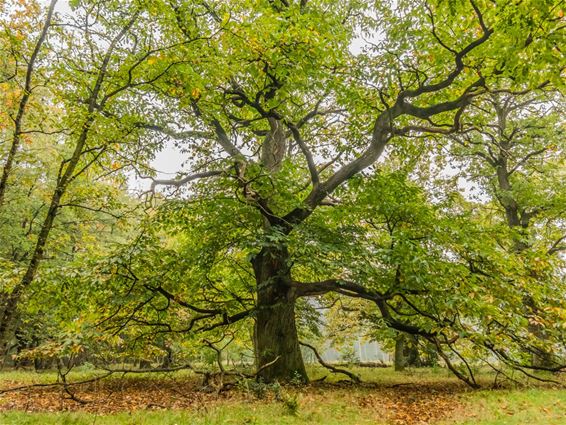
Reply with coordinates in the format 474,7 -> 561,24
0,0 -> 57,208
394,335 -> 405,371
0,13 -> 136,353
0,189 -> 63,353
252,246 -> 307,383
394,333 -> 421,371
491,109 -> 554,369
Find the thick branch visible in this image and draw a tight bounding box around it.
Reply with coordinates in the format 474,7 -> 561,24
294,279 -> 385,302
294,279 -> 435,337
282,26 -> 489,230
138,123 -> 213,140
192,101 -> 245,159
400,0 -> 492,99
150,170 -> 223,190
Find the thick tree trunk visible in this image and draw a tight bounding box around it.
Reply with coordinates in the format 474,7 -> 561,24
249,112 -> 307,382
252,246 -> 307,383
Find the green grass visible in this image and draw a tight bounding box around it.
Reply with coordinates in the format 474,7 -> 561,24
306,364 -> 458,383
0,367 -> 564,424
0,367 -> 196,385
443,388 -> 566,425
0,398 -> 384,425
0,409 -> 368,425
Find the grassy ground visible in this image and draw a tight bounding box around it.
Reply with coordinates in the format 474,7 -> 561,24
443,388 -> 566,425
0,366 -> 563,424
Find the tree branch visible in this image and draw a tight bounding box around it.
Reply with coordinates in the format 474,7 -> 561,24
149,170 -> 223,190
299,341 -> 361,383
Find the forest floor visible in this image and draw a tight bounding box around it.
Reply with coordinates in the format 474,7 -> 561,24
0,366 -> 564,424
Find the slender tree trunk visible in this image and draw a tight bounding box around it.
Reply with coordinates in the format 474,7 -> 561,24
0,0 -> 57,208
0,0 -> 56,351
394,334 -> 406,371
493,102 -> 553,368
252,246 -> 307,383
0,13 -> 138,358
0,186 -> 64,354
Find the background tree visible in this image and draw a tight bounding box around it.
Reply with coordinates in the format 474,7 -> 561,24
449,90 -> 565,367
0,0 -> 157,357
0,0 -> 56,207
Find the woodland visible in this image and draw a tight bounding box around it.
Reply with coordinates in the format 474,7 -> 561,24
0,0 -> 565,423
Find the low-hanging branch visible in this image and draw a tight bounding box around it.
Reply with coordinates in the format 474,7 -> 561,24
299,341 -> 361,383
294,279 -> 437,337
0,356 -> 280,401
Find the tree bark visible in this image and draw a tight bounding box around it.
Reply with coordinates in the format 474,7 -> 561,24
0,0 -> 57,208
0,13 -> 138,356
394,333 -> 421,371
252,246 -> 307,383
0,187 -> 64,356
493,99 -> 553,368
394,335 -> 406,371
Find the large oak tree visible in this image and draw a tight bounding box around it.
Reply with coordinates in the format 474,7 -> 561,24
1,0 -> 564,384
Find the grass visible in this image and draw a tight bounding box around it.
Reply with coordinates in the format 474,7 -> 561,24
0,366 -> 195,384
443,388 -> 566,425
0,404 -> 385,425
0,366 -> 564,424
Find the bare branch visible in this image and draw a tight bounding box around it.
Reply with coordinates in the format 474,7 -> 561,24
300,341 -> 361,383
137,123 -> 213,140
149,170 -> 223,190
286,123 -> 319,187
